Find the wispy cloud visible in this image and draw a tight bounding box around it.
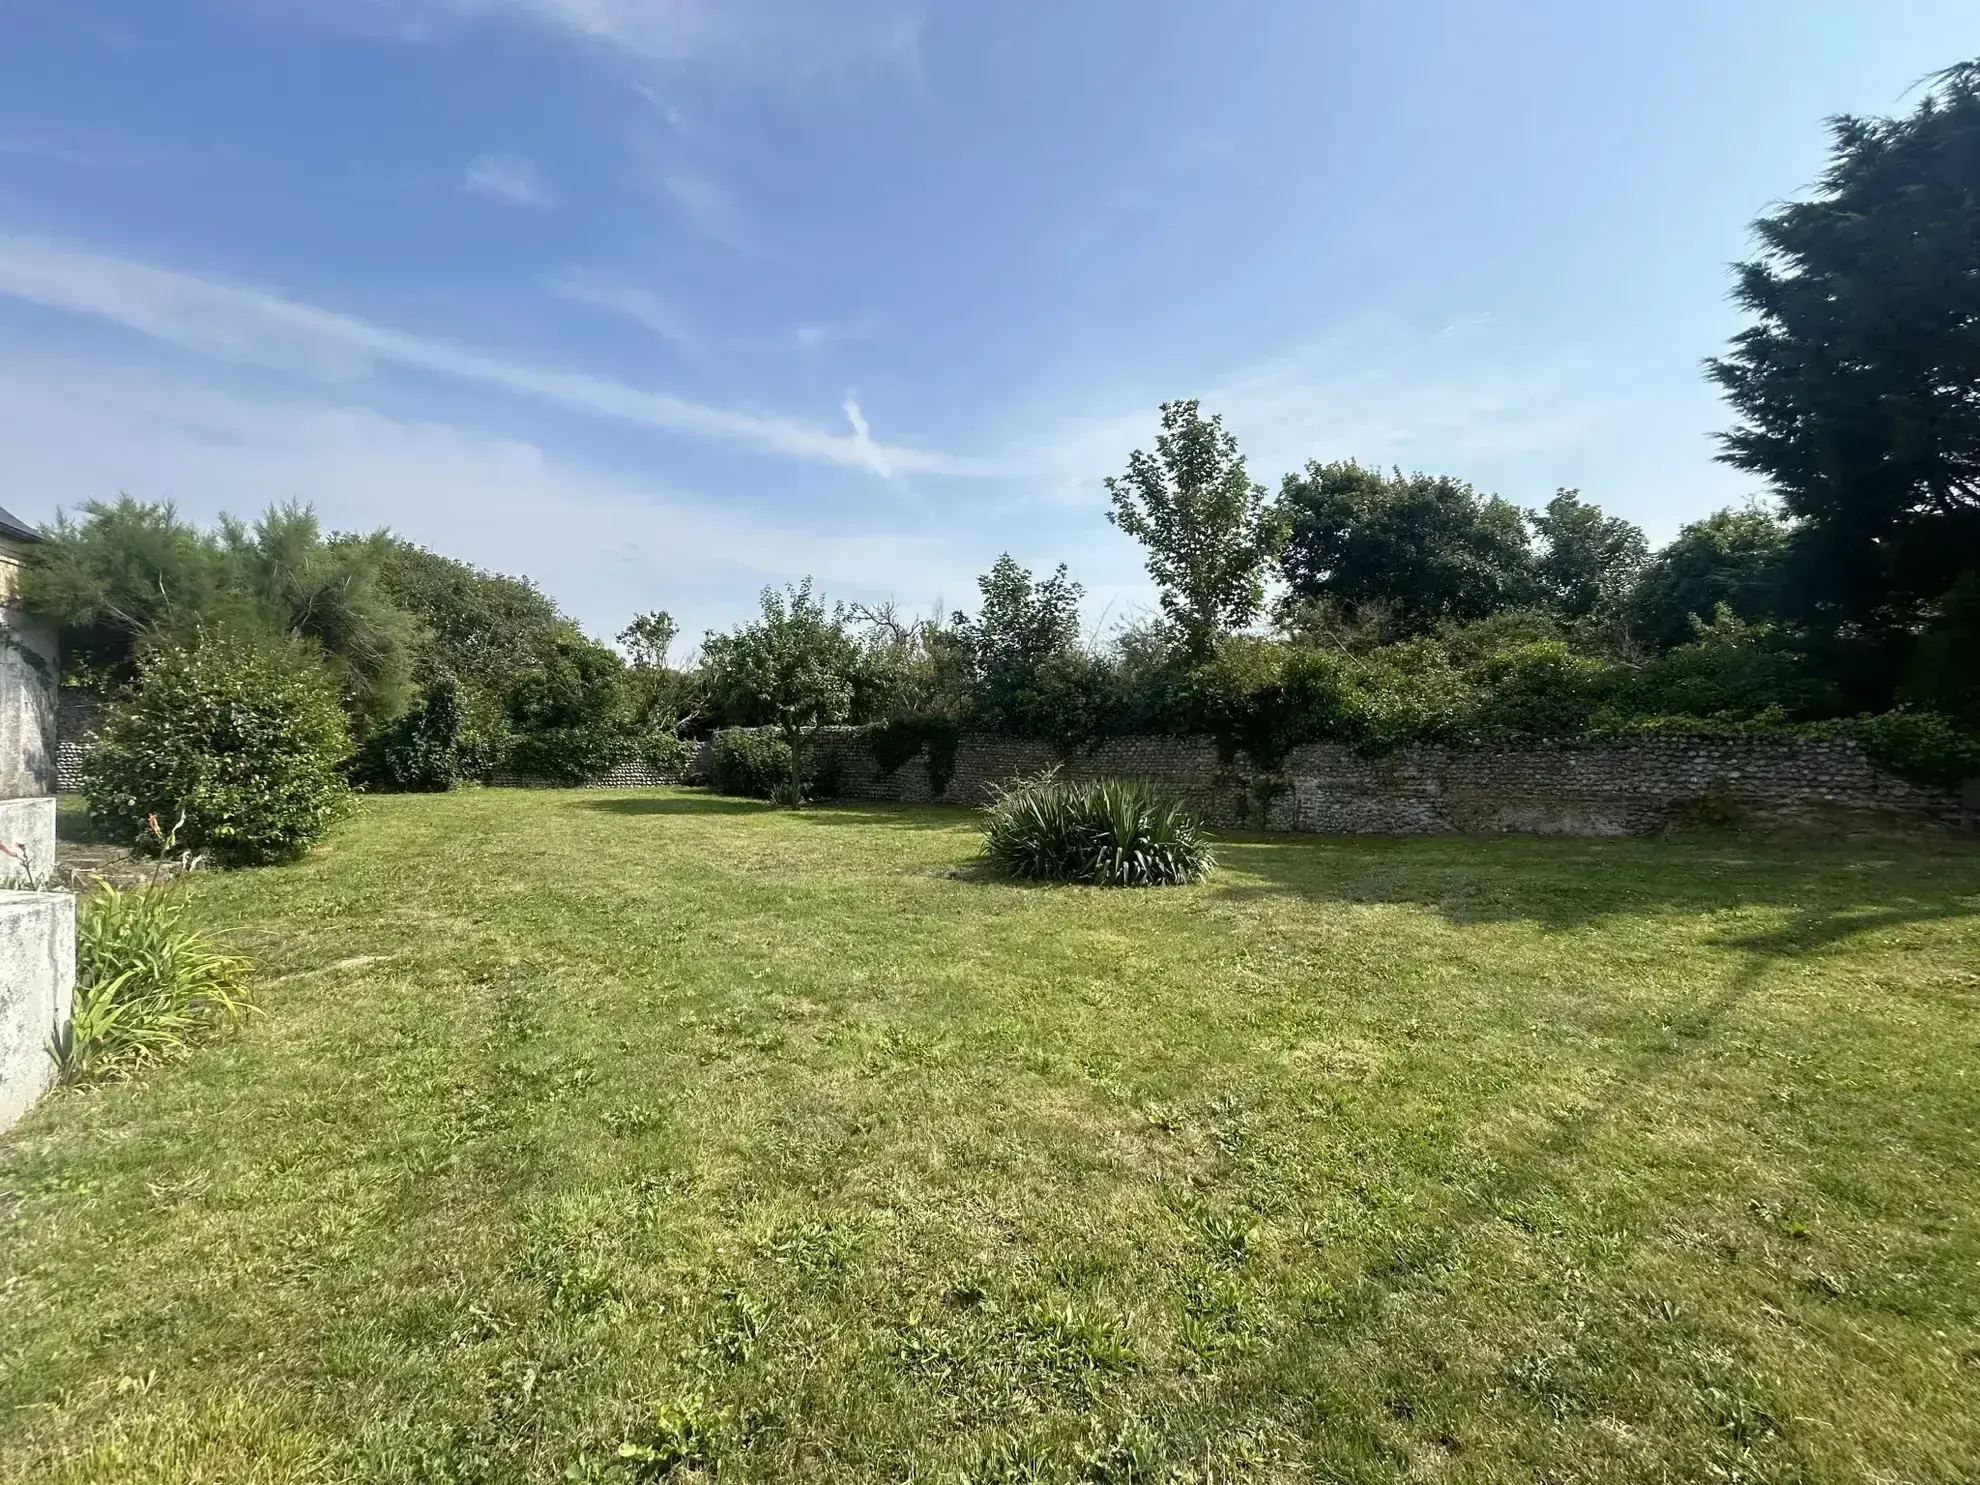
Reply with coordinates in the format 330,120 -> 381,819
0,131 -> 194,172
0,234 -> 980,478
664,173 -> 750,250
796,317 -> 878,351
0,357 -> 971,640
331,0 -> 925,77
549,268 -> 696,348
465,152 -> 555,207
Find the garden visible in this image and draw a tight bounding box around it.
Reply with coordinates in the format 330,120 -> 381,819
2,54 -> 1979,1485
3,789 -> 1978,1481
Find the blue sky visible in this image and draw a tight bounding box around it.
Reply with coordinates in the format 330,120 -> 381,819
2,1 -> 1976,647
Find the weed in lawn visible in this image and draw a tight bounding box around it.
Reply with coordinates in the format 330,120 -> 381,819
613,1394 -> 732,1480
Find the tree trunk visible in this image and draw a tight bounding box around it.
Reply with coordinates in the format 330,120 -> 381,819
783,724 -> 805,808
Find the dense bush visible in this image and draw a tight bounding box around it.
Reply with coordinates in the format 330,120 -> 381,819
982,773 -> 1214,887
55,877 -> 253,1084
1900,573 -> 1980,727
1616,608 -> 1836,722
1819,710 -> 1980,789
710,728 -> 795,799
353,676 -> 468,792
1184,637 -> 1477,763
503,633 -> 633,783
83,630 -> 354,866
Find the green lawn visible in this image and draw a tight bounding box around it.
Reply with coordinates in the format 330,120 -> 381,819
4,792 -> 1979,1483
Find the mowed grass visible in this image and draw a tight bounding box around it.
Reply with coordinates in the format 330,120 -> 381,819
4,792 -> 1979,1484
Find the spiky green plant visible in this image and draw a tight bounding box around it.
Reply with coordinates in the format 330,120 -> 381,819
54,881 -> 253,1084
981,772 -> 1214,887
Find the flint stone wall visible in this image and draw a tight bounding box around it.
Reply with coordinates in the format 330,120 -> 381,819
804,731 -> 1964,836
489,756 -> 691,790
54,686 -> 108,794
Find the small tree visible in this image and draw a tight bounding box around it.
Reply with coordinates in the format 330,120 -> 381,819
1627,507 -> 1790,651
1277,461 -> 1537,637
953,555 -> 1085,733
504,630 -> 633,783
1106,401 -> 1288,661
703,580 -> 860,805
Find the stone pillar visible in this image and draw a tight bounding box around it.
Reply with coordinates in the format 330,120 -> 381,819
0,796 -> 57,884
0,890 -> 74,1129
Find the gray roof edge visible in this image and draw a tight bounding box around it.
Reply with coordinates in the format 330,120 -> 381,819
0,506 -> 41,544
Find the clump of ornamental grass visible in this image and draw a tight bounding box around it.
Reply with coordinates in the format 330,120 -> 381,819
981,770 -> 1215,887
53,820 -> 253,1085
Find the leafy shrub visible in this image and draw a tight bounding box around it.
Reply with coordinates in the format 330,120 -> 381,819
504,633 -> 633,782
83,629 -> 353,866
1817,709 -> 1980,789
1470,641 -> 1612,736
634,730 -> 695,779
1617,607 -> 1835,722
1186,637 -> 1480,764
982,772 -> 1214,887
710,728 -> 794,799
55,878 -> 252,1084
353,675 -> 467,791
354,675 -> 519,790
1901,572 -> 1980,727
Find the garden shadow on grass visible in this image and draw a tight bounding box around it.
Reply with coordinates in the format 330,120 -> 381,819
1212,833 -> 1980,950
577,794 -> 769,817
575,794 -> 975,832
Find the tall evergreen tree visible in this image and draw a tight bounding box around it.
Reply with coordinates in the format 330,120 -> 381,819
1708,60 -> 1980,657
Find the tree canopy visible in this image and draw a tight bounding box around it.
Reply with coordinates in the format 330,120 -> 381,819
1627,507 -> 1791,652
702,581 -> 866,802
952,555 -> 1085,734
1532,488 -> 1649,620
1277,461 -> 1537,637
1106,400 -> 1288,660
1708,60 -> 1980,642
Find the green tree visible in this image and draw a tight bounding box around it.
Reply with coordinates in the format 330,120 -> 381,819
504,631 -> 634,783
1627,508 -> 1790,651
1900,571 -> 1980,726
353,676 -> 469,793
1707,60 -> 1980,654
28,497 -> 417,736
1533,488 -> 1648,619
618,611 -> 680,670
1106,401 -> 1288,660
702,580 -> 862,805
221,503 -> 416,736
371,539 -> 565,694
1277,461 -> 1536,636
952,555 -> 1086,733
22,497 -> 246,684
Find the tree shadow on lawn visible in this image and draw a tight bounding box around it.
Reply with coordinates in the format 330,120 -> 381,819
575,793 -> 976,832
1211,832 -> 1980,950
